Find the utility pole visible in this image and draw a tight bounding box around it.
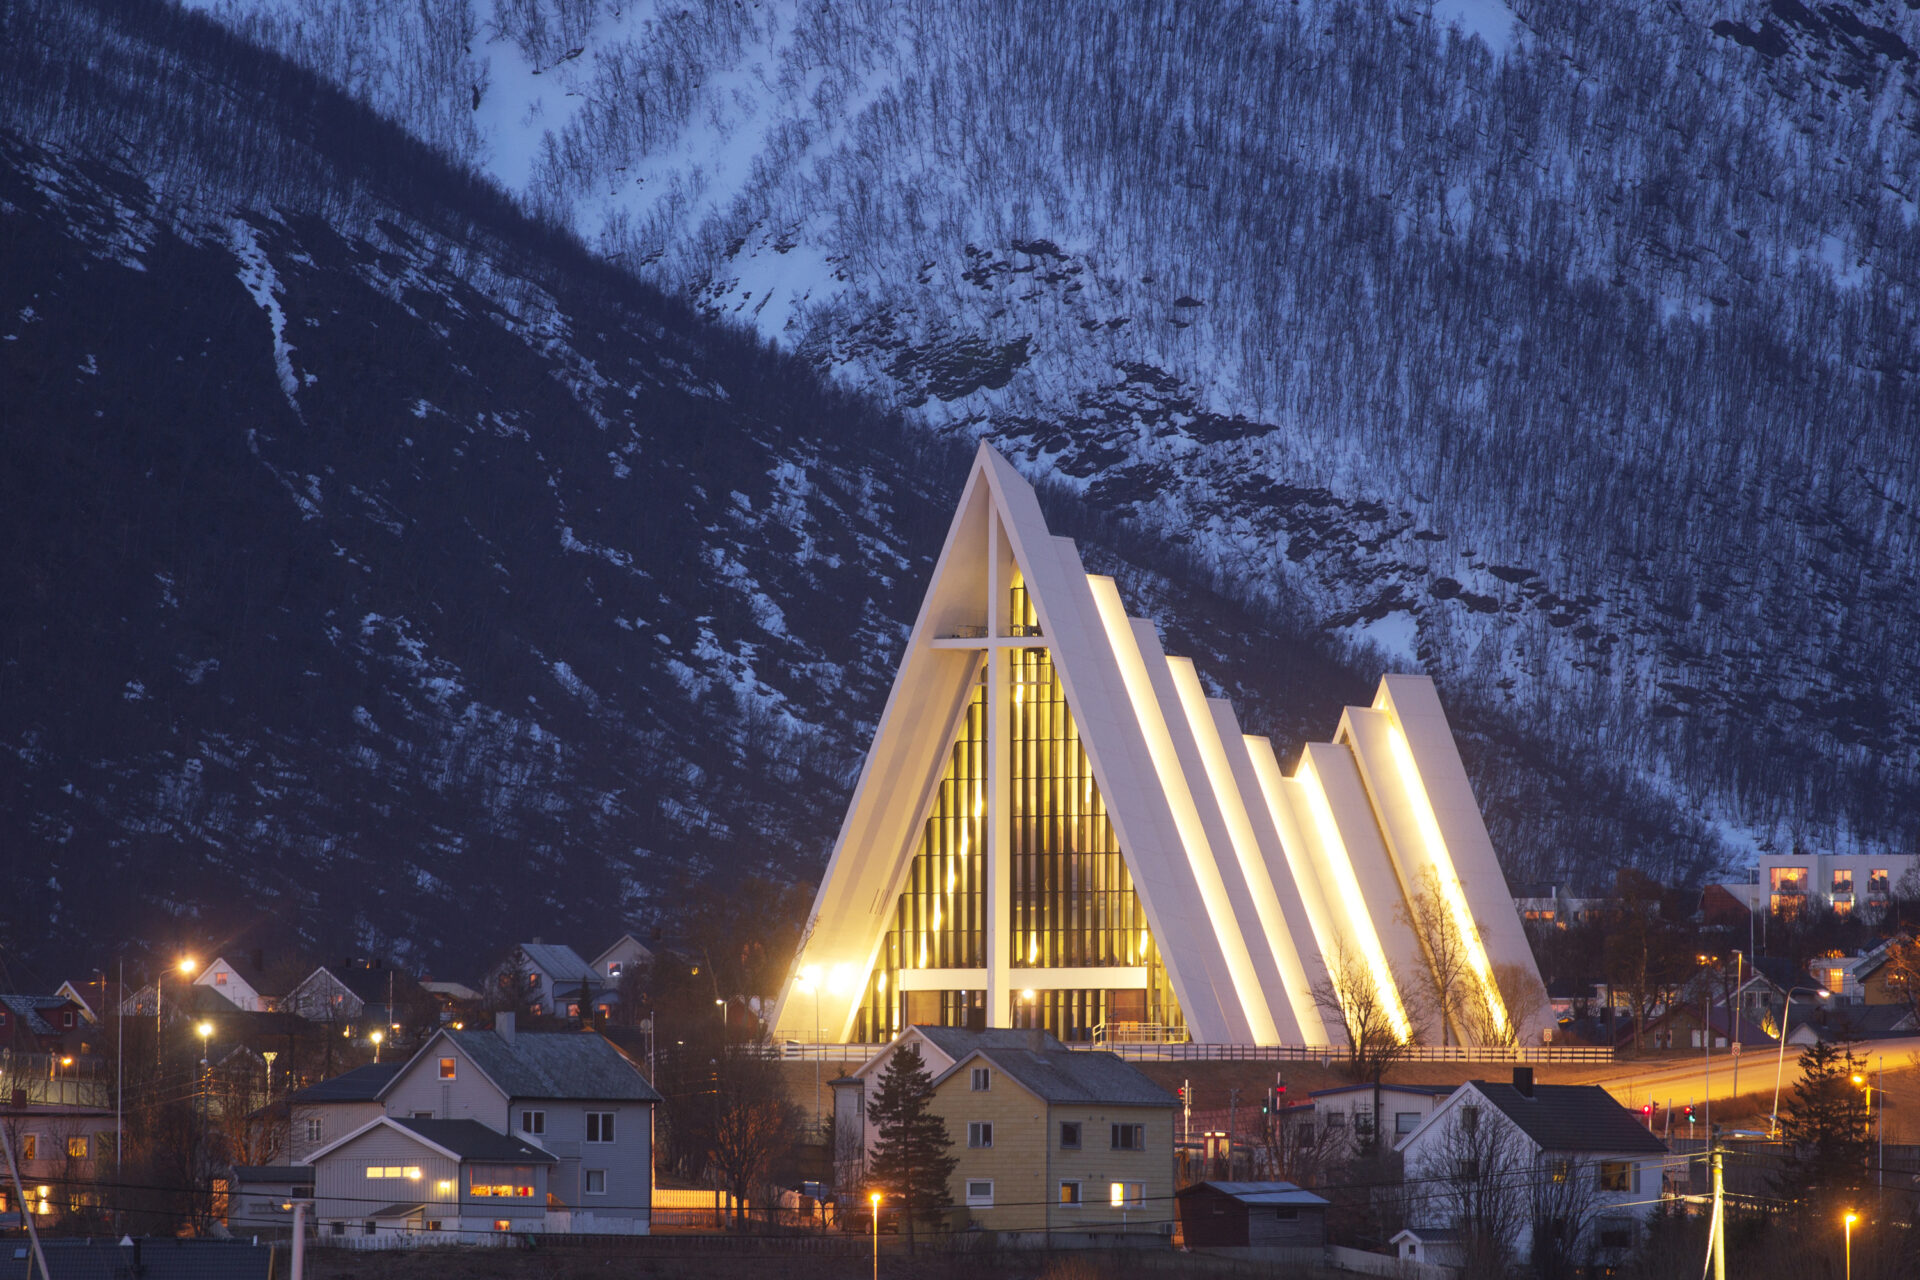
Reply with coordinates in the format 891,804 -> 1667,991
1731,951 -> 1742,1100
1710,1139 -> 1725,1280
1227,1088 -> 1239,1179
1703,989 -> 1711,1137
1182,1077 -> 1191,1146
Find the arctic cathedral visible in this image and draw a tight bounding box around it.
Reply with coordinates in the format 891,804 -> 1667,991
772,444 -> 1553,1047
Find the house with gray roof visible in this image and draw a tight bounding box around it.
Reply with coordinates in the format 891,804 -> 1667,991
287,1062 -> 402,1161
367,1014 -> 659,1234
305,1115 -> 558,1241
926,1033 -> 1178,1234
490,942 -> 603,1019
1400,1069 -> 1670,1267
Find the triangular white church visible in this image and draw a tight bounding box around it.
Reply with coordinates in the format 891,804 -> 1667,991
773,444 -> 1553,1047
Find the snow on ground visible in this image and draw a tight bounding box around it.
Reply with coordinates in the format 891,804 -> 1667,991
1431,0 -> 1516,57
229,219 -> 300,412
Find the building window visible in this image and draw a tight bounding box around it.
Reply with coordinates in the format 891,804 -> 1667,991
1598,1220 -> 1633,1249
364,1222 -> 376,1236
1548,1157 -> 1572,1183
607,962 -> 624,979
584,1170 -> 606,1195
331,1222 -> 345,1237
1059,1122 -> 1082,1149
521,1111 -> 546,1136
20,1136 -> 35,1161
970,1067 -> 991,1092
412,1112 -> 433,1120
439,1057 -> 457,1080
66,1137 -> 87,1160
1827,967 -> 1846,993
586,1112 -> 615,1143
469,1167 -> 536,1198
1325,1111 -> 1346,1129
1396,1112 -> 1420,1135
365,1167 -> 423,1180
1059,1181 -> 1081,1205
967,1122 -> 994,1148
214,972 -> 228,986
1870,869 -> 1890,896
1110,1123 -> 1145,1151
1598,1161 -> 1635,1192
965,1180 -> 994,1207
566,1003 -> 581,1018
1274,1207 -> 1298,1221
305,1119 -> 322,1143
1461,1106 -> 1480,1135
493,1219 -> 511,1231
1110,1182 -> 1144,1208
61,1011 -> 75,1028
1832,870 -> 1854,896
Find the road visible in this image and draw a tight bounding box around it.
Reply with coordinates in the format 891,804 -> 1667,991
1589,1036 -> 1920,1128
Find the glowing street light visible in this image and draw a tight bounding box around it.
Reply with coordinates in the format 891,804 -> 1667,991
195,1021 -> 213,1045
177,957 -> 198,976
1844,1210 -> 1858,1280
869,1190 -> 882,1280
371,1028 -> 385,1063
1770,986 -> 1831,1137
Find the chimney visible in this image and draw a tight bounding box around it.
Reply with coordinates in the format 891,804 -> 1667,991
496,1012 -> 516,1045
532,936 -> 543,946
1513,1066 -> 1535,1098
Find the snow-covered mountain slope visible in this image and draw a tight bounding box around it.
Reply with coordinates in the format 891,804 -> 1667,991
189,0 -> 1920,878
10,0 -> 1639,974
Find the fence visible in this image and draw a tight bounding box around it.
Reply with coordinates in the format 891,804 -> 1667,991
0,1050 -> 111,1107
778,1041 -> 1615,1065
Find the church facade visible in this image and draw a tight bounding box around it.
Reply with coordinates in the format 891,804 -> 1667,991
773,444 -> 1552,1047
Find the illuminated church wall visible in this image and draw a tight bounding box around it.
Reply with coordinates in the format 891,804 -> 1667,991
775,444 -> 1554,1047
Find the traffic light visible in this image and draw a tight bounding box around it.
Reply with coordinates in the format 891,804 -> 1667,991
1178,1082 -> 1188,1105
1685,1104 -> 1696,1126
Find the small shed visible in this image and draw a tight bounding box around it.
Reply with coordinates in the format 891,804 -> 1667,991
1176,1180 -> 1328,1248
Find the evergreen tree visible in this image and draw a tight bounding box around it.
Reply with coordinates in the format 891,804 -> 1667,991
865,1043 -> 957,1251
1773,1039 -> 1871,1208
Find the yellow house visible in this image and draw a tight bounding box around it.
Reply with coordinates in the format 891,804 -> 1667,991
930,1039 -> 1177,1235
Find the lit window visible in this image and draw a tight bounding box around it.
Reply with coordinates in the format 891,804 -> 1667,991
965,1180 -> 993,1207
521,1111 -> 546,1136
967,1122 -> 994,1148
607,962 -> 623,979
1059,1122 -> 1081,1149
469,1167 -> 536,1197
586,1112 -> 615,1143
214,973 -> 228,986
567,1003 -> 580,1018
1058,1181 -> 1081,1205
20,1136 -> 35,1161
493,1219 -> 511,1231
1598,1161 -> 1635,1192
1109,1181 -> 1143,1208
1110,1123 -> 1145,1151
1828,968 -> 1846,992
67,1137 -> 88,1159
1548,1158 -> 1572,1183
970,1067 -> 991,1092
1870,869 -> 1890,895
439,1057 -> 457,1080
1832,870 -> 1854,896
585,1170 -> 606,1195
365,1167 -> 423,1180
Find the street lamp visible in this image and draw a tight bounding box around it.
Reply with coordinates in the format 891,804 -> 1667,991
370,1028 -> 385,1063
1844,1210 -> 1857,1280
1769,986 -> 1831,1138
869,1190 -> 882,1280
